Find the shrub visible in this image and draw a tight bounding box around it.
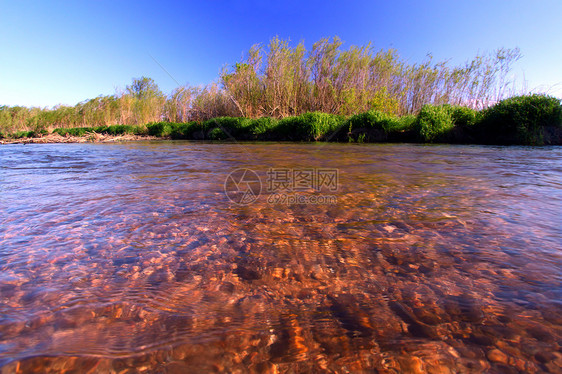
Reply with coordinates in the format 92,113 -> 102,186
106,125 -> 130,135
478,94 -> 562,144
337,110 -> 420,142
415,105 -> 454,142
341,110 -> 392,142
53,127 -> 92,137
11,130 -> 32,138
93,126 -> 110,133
385,115 -> 418,142
303,112 -> 344,140
395,115 -> 417,131
169,122 -> 202,139
132,125 -> 149,135
346,110 -> 393,130
203,117 -> 251,139
208,127 -> 228,140
147,122 -> 174,137
449,106 -> 480,128
103,125 -> 147,135
247,117 -> 278,139
271,116 -> 305,140
52,125 -> 148,137
272,112 -> 343,141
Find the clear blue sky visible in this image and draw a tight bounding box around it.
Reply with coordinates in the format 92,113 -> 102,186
1,0 -> 561,108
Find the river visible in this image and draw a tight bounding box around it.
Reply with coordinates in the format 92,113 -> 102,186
0,142 -> 561,372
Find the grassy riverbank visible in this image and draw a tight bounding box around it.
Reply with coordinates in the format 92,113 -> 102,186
2,94 -> 561,145
1,37 -> 529,134
3,37 -> 558,146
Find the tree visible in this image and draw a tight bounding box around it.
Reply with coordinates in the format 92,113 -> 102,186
126,77 -> 163,100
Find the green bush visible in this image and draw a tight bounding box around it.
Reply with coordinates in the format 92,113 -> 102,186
132,122 -> 204,138
302,112 -> 344,140
271,116 -> 304,140
106,125 -> 129,135
147,122 -> 175,137
346,110 -> 393,130
104,125 -> 147,135
386,115 -> 418,142
133,125 -> 149,135
415,104 -> 454,142
203,117 -> 251,139
247,117 -> 278,139
208,127 -> 228,140
169,122 -> 202,139
449,106 -> 480,128
271,112 -> 343,141
52,125 -> 148,137
11,130 -> 34,138
93,126 -> 110,133
53,127 -> 92,137
343,110 -> 385,142
478,94 -> 562,145
26,129 -> 48,138
395,114 -> 417,131
335,110 -> 418,142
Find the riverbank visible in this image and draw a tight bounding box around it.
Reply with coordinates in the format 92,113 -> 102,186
0,132 -> 157,144
2,94 -> 561,145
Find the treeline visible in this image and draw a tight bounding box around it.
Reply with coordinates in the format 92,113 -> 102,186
4,94 -> 560,145
0,37 -> 527,135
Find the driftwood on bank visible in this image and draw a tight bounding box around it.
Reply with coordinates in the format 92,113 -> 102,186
0,132 -> 158,144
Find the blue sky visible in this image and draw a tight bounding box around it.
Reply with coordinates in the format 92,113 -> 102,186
1,0 -> 561,108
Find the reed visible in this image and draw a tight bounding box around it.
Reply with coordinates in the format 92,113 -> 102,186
2,37 -> 559,145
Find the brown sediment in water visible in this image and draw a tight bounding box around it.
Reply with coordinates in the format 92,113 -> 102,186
0,143 -> 560,373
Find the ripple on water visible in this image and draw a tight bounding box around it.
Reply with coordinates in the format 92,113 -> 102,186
0,143 -> 561,372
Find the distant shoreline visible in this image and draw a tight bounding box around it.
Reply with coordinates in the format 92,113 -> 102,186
2,95 -> 562,146
2,132 -> 561,146
0,133 -> 158,144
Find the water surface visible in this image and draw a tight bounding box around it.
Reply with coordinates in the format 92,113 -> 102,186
1,142 -> 561,373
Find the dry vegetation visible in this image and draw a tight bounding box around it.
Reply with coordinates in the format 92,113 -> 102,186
2,37 -> 560,145
1,37 -> 523,135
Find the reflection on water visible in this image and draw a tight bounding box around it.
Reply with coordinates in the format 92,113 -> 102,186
0,142 -> 561,372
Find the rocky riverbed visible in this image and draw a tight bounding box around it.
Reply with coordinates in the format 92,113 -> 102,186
0,143 -> 560,373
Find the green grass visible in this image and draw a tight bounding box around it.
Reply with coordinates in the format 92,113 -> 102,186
203,117 -> 252,140
53,125 -> 147,137
6,129 -> 49,139
53,127 -> 96,137
247,117 -> 278,139
341,110 -> 415,142
414,104 -> 454,142
147,122 -> 174,137
267,112 -> 344,141
169,122 -> 203,139
105,124 -> 147,135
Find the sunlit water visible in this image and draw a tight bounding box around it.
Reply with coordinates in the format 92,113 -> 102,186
0,142 -> 561,373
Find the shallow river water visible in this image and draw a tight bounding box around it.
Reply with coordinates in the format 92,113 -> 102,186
0,142 -> 561,373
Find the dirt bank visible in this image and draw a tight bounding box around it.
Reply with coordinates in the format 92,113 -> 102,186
0,133 -> 158,144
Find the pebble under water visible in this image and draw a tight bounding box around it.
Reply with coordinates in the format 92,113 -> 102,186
0,142 -> 561,373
